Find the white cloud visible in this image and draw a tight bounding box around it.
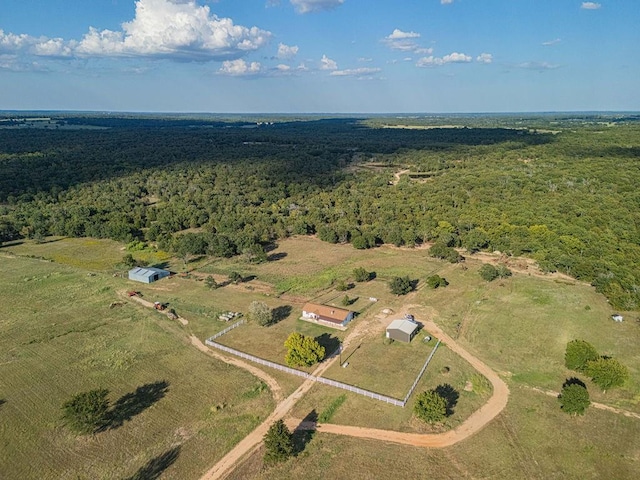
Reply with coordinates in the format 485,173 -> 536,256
441,0 -> 454,4
517,61 -> 560,71
581,2 -> 601,9
476,53 -> 493,64
383,29 -> 432,54
542,38 -> 562,46
277,43 -> 299,59
218,58 -> 262,75
329,67 -> 381,77
76,0 -> 271,60
276,63 -> 291,71
0,1 -> 271,62
358,57 -> 373,63
290,0 -> 344,14
320,54 -> 337,70
416,52 -> 472,67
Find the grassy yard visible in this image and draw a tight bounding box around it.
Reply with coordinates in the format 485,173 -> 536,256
291,344 -> 492,433
0,255 -> 274,480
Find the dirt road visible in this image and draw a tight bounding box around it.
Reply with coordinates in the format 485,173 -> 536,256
288,319 -> 510,448
199,352 -> 339,480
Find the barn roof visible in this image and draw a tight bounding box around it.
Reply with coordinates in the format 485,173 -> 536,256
129,267 -> 169,278
387,319 -> 419,336
302,303 -> 352,324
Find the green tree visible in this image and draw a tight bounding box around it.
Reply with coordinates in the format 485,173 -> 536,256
426,275 -> 449,289
204,275 -> 218,289
353,267 -> 371,282
62,389 -> 110,434
284,332 -> 325,367
558,381 -> 590,415
479,264 -> 499,282
496,264 -> 512,278
263,419 -> 294,465
228,271 -> 243,284
335,280 -> 348,291
248,300 -> 272,326
414,390 -> 447,423
122,253 -> 138,268
586,357 -> 629,391
389,276 -> 414,295
341,295 -> 351,307
564,340 -> 599,373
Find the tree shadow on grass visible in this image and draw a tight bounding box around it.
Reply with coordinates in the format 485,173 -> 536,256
315,333 -> 341,356
271,305 -> 292,324
435,384 -> 459,417
267,252 -> 288,262
292,410 -> 318,456
124,446 -> 180,480
563,377 -> 587,389
0,399 -> 5,408
103,381 -> 169,431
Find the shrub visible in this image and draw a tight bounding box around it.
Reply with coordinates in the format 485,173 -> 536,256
479,264 -> 499,282
389,276 -> 414,295
426,275 -> 449,289
558,381 -> 590,415
414,390 -> 447,423
565,340 -> 599,373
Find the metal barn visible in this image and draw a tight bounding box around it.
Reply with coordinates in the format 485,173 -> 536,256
128,267 -> 170,284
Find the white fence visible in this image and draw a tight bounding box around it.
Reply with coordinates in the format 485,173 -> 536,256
205,322 -> 439,408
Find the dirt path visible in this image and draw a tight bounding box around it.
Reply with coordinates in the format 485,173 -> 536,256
121,290 -> 188,325
190,335 -> 284,403
288,319 -> 510,448
391,168 -> 410,185
526,386 -> 640,420
199,354 -> 339,480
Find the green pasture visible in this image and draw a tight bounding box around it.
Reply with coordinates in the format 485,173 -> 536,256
0,255 -> 273,480
231,386 -> 640,480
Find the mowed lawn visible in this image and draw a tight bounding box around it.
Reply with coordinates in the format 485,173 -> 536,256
0,255 -> 274,480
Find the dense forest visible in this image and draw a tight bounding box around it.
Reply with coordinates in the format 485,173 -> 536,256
0,114 -> 639,309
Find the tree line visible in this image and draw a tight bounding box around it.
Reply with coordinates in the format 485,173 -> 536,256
1,115 -> 639,308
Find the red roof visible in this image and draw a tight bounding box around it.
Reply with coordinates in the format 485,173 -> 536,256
302,303 -> 352,324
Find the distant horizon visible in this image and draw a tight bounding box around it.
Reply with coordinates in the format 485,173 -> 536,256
2,110 -> 639,117
1,1 -> 638,112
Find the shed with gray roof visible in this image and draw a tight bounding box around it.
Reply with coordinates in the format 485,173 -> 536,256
128,267 -> 171,284
386,319 -> 419,343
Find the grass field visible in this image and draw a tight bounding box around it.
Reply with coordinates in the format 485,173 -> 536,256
0,254 -> 274,480
3,235 -> 639,479
3,237 -> 172,272
229,386 -> 640,480
291,343 -> 492,433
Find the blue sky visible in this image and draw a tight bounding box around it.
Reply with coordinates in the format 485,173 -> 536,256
0,0 -> 637,113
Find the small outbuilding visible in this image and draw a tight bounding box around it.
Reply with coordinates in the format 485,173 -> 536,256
128,267 -> 171,284
386,319 -> 419,343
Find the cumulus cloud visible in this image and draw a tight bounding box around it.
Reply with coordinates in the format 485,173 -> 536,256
417,52 -> 472,67
276,63 -> 291,71
542,38 -> 562,46
476,53 -> 493,64
329,67 -> 381,77
290,0 -> 345,14
277,43 -> 299,59
581,2 -> 601,9
218,58 -> 262,75
0,0 -> 271,62
441,0 -> 454,4
320,54 -> 338,70
383,29 -> 423,52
